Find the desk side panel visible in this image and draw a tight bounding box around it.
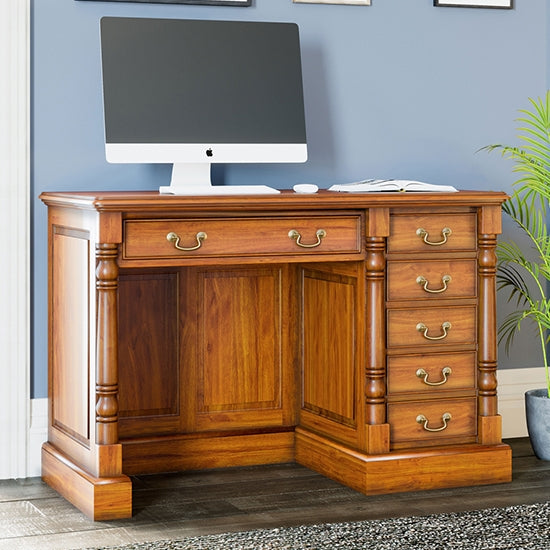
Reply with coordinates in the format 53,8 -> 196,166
50,225 -> 91,445
46,206 -> 98,472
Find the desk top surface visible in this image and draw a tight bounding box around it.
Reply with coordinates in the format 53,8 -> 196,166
40,189 -> 508,213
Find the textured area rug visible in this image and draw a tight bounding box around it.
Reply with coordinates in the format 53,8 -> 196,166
88,501 -> 550,550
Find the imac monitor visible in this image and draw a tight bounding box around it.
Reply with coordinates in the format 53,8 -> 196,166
100,17 -> 308,195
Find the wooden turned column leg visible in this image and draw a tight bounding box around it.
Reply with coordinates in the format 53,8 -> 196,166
365,236 -> 390,453
88,243 -> 132,520
95,243 -> 119,448
477,233 -> 501,444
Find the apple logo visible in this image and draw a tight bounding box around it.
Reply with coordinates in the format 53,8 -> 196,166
206,148 -> 213,158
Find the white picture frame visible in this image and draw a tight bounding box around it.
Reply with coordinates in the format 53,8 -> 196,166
434,0 -> 513,8
294,0 -> 371,5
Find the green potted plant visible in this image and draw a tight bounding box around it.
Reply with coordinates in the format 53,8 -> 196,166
484,91 -> 550,460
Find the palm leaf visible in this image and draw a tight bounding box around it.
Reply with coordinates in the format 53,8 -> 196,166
484,90 -> 550,396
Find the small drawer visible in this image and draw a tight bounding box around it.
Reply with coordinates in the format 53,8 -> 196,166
388,397 -> 477,444
123,216 -> 361,260
387,306 -> 476,348
388,213 -> 476,253
387,259 -> 476,301
387,352 -> 476,395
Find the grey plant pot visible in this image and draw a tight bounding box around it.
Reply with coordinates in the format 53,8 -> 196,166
525,388 -> 550,460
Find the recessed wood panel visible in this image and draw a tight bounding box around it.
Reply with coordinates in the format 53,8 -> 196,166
199,269 -> 281,411
51,227 -> 90,445
301,269 -> 356,427
180,266 -> 292,432
118,271 -> 180,436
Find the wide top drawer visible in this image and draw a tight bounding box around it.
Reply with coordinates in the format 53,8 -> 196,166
122,215 -> 362,260
388,213 -> 476,253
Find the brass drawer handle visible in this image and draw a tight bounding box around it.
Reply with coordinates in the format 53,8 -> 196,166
416,321 -> 452,341
416,366 -> 452,386
416,274 -> 452,294
416,227 -> 452,246
166,231 -> 207,251
416,412 -> 452,432
288,228 -> 326,248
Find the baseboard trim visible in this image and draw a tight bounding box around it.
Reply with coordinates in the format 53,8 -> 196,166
498,367 -> 547,439
27,398 -> 48,477
0,0 -> 30,482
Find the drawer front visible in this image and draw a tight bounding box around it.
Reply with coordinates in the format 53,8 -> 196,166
123,216 -> 361,259
388,397 -> 477,443
387,352 -> 476,395
388,213 -> 476,253
387,259 -> 476,301
387,306 -> 476,348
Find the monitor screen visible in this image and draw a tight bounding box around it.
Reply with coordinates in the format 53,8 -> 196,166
100,17 -> 308,195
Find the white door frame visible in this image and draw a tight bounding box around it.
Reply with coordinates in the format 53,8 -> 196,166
0,0 -> 31,479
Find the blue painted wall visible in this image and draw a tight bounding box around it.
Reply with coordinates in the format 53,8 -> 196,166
32,0 -> 548,397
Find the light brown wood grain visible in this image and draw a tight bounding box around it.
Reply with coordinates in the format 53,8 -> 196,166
39,190 -> 511,520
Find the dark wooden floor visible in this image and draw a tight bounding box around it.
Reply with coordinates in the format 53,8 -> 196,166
0,438 -> 548,550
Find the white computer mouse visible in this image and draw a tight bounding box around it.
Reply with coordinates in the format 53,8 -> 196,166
293,183 -> 319,194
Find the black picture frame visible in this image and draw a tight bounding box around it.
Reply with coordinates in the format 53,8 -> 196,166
76,0 -> 251,6
434,0 -> 513,8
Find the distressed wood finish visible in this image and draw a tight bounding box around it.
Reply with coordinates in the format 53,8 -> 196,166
40,190 -> 510,520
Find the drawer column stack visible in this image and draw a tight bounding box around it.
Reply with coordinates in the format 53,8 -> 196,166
386,208 -> 480,450
297,201 -> 512,496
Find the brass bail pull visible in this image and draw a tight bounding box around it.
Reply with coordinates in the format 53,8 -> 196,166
416,366 -> 452,386
416,274 -> 452,294
166,231 -> 207,251
416,412 -> 452,432
416,321 -> 452,341
416,227 -> 452,246
288,228 -> 326,248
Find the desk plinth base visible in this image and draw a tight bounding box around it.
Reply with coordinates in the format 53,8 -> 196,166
42,429 -> 512,520
120,431 -> 296,475
295,427 -> 512,495
41,443 -> 132,521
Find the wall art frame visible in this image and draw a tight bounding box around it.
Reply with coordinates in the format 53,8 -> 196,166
434,0 -> 513,8
76,0 -> 251,6
293,0 -> 371,5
